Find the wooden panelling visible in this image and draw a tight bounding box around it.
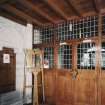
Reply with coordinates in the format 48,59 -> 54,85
74,71 -> 97,105
56,70 -> 74,105
100,71 -> 105,105
44,69 -> 56,105
43,69 -> 98,105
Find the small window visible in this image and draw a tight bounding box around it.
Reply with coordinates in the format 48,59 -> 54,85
58,45 -> 72,69
44,47 -> 54,68
77,42 -> 96,70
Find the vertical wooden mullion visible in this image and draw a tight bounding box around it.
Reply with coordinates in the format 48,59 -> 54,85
53,24 -> 58,104
53,24 -> 57,69
97,13 -> 102,105
72,41 -> 77,105
72,43 -> 77,71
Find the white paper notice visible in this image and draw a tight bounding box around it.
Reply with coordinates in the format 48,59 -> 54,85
3,54 -> 10,63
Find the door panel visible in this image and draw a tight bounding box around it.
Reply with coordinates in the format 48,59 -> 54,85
43,40 -> 100,105
56,71 -> 74,105
56,45 -> 73,105
44,70 -> 56,105
74,71 -> 97,105
74,41 -> 97,105
101,72 -> 105,105
0,48 -> 16,93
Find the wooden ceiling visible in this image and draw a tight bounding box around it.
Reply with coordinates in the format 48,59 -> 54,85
0,0 -> 105,26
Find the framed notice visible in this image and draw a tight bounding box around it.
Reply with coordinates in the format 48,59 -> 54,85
3,54 -> 10,63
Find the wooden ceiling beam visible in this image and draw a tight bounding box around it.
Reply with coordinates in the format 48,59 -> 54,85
17,0 -> 55,24
0,9 -> 27,26
1,4 -> 43,26
0,0 -> 15,5
92,0 -> 100,13
44,0 -> 68,20
67,0 -> 81,17
0,0 -> 9,4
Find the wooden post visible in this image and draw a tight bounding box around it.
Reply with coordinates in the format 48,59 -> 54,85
23,49 -> 45,105
33,71 -> 39,105
97,13 -> 102,105
41,53 -> 45,103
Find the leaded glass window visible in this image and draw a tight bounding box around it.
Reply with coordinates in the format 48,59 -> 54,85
44,47 -> 54,68
102,15 -> 105,34
41,26 -> 54,43
58,45 -> 72,69
77,42 -> 96,70
57,16 -> 98,41
33,29 -> 42,44
101,42 -> 105,69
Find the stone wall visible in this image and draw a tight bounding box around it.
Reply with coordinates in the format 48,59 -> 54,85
0,16 -> 33,105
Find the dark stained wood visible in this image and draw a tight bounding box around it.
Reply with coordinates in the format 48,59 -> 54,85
92,0 -> 100,13
43,0 -> 68,20
67,0 -> 81,17
0,0 -> 105,25
17,0 -> 56,24
0,8 -> 27,26
1,4 -> 43,26
0,0 -> 8,4
0,0 -> 16,5
0,47 -> 16,93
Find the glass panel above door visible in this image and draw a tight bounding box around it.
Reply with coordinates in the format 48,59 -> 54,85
77,42 -> 96,70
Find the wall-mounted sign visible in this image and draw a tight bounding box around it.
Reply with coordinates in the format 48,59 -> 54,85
3,54 -> 10,63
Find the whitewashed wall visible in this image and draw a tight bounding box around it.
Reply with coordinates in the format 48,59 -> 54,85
0,16 -> 33,105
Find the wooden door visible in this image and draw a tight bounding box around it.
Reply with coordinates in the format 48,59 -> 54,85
0,47 -> 16,93
74,40 -> 98,105
44,69 -> 56,105
56,44 -> 74,105
43,39 -> 101,105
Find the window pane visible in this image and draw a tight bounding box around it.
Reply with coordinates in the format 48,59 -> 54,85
57,16 -> 98,41
101,42 -> 105,70
102,16 -> 105,34
33,29 -> 42,44
77,42 -> 96,70
44,47 -> 54,68
41,26 -> 54,43
58,45 -> 72,69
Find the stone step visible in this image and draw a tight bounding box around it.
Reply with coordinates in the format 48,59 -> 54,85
0,91 -> 23,105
